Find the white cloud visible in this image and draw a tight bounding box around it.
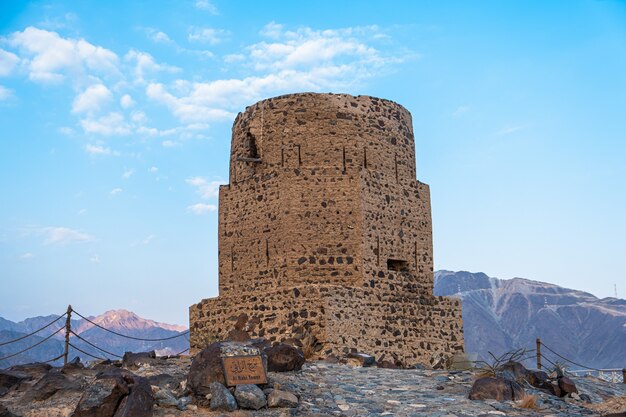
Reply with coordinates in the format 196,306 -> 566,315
194,0 -> 219,14
259,22 -> 284,40
122,168 -> 134,179
0,85 -> 13,101
162,140 -> 179,148
144,28 -> 173,44
110,187 -> 122,196
187,203 -> 217,214
8,27 -> 120,85
223,53 -> 245,63
0,49 -> 20,76
80,112 -> 131,136
142,234 -> 155,245
20,252 -> 34,259
72,84 -> 112,113
120,94 -> 134,108
149,166 -> 158,173
125,49 -> 180,84
89,254 -> 100,263
58,126 -> 75,135
78,209 -> 87,215
186,176 -> 224,199
188,27 -> 229,45
84,143 -> 119,156
40,226 -> 93,245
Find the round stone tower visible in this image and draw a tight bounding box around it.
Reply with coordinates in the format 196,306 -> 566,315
190,92 -> 464,367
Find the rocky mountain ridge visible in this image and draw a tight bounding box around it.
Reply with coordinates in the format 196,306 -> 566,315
0,309 -> 188,368
434,270 -> 626,369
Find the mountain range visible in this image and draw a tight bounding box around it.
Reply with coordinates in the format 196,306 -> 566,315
0,309 -> 188,368
2,271 -> 624,370
434,270 -> 626,370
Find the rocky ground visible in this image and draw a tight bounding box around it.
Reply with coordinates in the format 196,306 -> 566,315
1,354 -> 626,417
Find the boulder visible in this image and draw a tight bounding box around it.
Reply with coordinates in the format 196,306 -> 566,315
265,343 -> 305,372
234,384 -> 267,410
209,382 -> 237,412
557,376 -> 578,397
0,369 -> 31,392
153,388 -> 178,408
468,376 -> 525,401
122,351 -> 156,369
346,352 -> 375,367
527,370 -> 550,389
8,363 -> 52,380
188,341 -> 266,400
499,361 -> 530,383
23,370 -> 80,402
73,376 -> 129,417
0,404 -> 17,417
267,389 -> 298,408
113,376 -> 154,417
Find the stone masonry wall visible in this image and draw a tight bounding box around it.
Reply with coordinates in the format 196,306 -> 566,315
190,92 -> 464,367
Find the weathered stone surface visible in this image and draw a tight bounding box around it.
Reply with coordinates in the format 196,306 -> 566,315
189,93 -> 464,368
8,362 -> 51,379
265,343 -> 305,372
267,389 -> 298,408
0,404 -> 16,417
73,376 -> 129,417
112,376 -> 154,417
527,369 -> 550,388
153,388 -> 178,408
234,384 -> 267,410
209,381 -> 237,412
23,370 -> 80,402
558,376 -> 578,397
122,351 -> 156,369
468,376 -> 524,401
0,370 -> 31,392
346,352 -> 375,367
500,361 -> 530,383
188,341 -> 265,400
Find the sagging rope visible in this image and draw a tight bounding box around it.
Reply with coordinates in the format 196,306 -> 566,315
540,341 -> 604,372
69,330 -> 123,359
0,312 -> 67,347
72,309 -> 189,341
68,342 -> 106,362
0,326 -> 64,362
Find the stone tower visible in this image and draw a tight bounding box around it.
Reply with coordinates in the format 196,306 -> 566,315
189,92 -> 463,367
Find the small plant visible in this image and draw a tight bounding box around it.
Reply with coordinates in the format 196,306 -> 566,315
517,394 -> 538,409
549,361 -> 568,379
472,348 -> 530,378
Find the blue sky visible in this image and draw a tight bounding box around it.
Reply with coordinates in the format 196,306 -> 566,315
1,1 -> 625,326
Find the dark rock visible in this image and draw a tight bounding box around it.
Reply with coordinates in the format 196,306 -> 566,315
234,384 -> 267,410
468,376 -> 524,401
73,376 -> 129,417
377,360 -> 401,369
0,404 -> 17,417
346,352 -> 375,367
0,369 -> 31,392
23,370 -> 80,402
226,329 -> 251,342
122,351 -> 156,369
8,362 -> 51,379
147,373 -> 180,391
527,370 -> 550,388
579,393 -> 592,402
188,341 -> 266,401
113,375 -> 154,417
267,389 -> 298,408
546,381 -> 562,397
209,382 -> 238,412
323,354 -> 340,364
153,388 -> 178,408
557,376 -> 578,397
499,361 -> 529,383
265,344 -> 305,372
62,356 -> 86,375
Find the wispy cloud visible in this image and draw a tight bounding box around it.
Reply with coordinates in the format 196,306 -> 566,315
110,187 -> 123,196
122,168 -> 134,179
143,27 -> 173,44
80,112 -> 131,136
39,226 -> 93,245
194,0 -> 219,14
20,252 -> 34,260
72,84 -> 112,114
495,124 -> 527,136
186,176 -> 223,199
187,203 -> 217,214
188,27 -> 229,45
0,85 -> 14,101
453,105 -> 470,117
84,143 -> 119,156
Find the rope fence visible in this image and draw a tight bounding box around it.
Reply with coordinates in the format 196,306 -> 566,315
0,305 -> 190,369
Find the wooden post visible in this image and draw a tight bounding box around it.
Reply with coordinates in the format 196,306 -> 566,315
536,337 -> 541,370
622,368 -> 625,384
63,305 -> 72,366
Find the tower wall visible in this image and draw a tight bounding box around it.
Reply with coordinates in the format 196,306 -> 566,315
190,93 -> 463,366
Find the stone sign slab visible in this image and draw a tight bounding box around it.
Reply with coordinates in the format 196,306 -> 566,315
222,355 -> 267,386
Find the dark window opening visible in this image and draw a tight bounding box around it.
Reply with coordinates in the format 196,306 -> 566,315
244,131 -> 259,159
387,259 -> 408,271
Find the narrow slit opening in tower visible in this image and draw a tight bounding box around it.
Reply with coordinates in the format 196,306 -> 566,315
387,259 -> 408,272
245,131 -> 259,159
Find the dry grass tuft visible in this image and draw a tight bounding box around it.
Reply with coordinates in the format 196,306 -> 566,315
517,394 -> 538,409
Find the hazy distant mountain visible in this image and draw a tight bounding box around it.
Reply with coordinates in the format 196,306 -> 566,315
0,309 -> 188,367
434,270 -> 626,369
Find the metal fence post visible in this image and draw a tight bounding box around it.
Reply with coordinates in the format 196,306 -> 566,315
63,305 -> 72,366
536,337 -> 541,370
